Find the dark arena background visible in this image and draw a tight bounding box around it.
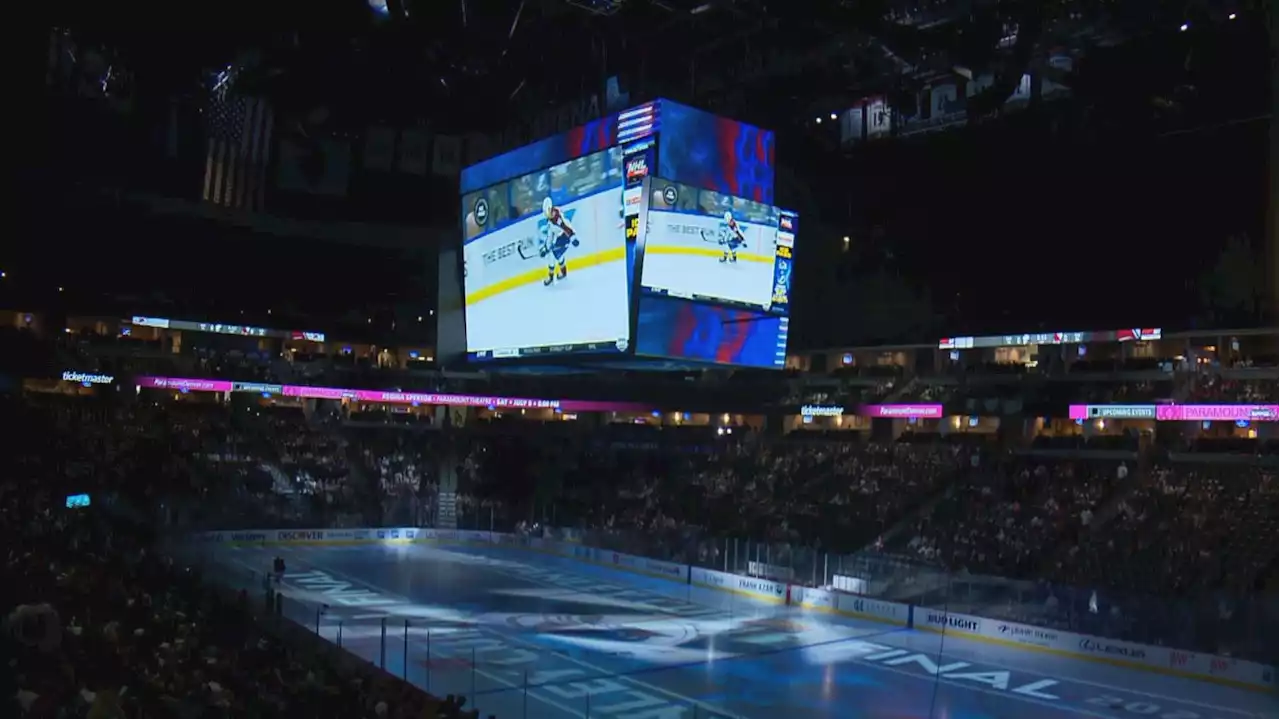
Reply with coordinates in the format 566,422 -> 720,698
3,0 -> 1276,717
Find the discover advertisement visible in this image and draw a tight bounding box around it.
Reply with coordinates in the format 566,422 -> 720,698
462,146 -> 631,360
275,530 -> 325,543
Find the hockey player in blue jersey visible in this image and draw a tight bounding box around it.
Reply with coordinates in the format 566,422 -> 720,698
539,196 -> 580,286
719,210 -> 746,263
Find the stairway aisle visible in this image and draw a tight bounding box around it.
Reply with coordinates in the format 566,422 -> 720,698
434,454 -> 459,529
435,491 -> 458,529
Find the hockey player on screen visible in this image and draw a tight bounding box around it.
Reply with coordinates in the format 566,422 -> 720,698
539,196 -> 580,286
718,210 -> 747,263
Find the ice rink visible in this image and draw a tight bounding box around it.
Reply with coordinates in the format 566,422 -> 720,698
212,542 -> 1277,719
642,251 -> 775,310
465,259 -> 631,354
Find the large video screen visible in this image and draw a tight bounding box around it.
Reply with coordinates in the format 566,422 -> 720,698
461,147 -> 630,360
656,100 -> 776,205
459,115 -> 619,194
635,295 -> 789,368
640,177 -> 794,313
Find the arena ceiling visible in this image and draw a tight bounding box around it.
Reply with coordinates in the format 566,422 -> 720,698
53,0 -> 1264,137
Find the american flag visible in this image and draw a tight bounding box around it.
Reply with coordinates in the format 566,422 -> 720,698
203,92 -> 274,210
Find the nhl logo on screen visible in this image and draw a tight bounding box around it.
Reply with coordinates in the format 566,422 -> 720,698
625,157 -> 649,181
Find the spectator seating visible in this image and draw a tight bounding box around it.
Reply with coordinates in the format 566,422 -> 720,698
5,373 -> 1277,687
1,396 -> 479,719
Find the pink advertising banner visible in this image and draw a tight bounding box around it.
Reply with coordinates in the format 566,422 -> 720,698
860,404 -> 945,419
1156,404 -> 1279,422
1069,404 -> 1278,422
136,376 -> 652,414
135,376 -> 235,393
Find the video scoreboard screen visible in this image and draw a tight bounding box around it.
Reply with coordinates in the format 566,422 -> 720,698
462,147 -> 630,360
640,177 -> 794,312
630,175 -> 794,368
459,99 -> 792,369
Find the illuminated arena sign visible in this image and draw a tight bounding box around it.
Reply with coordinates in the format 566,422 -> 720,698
62,371 -> 114,385
800,405 -> 844,417
1069,404 -> 1280,422
134,376 -> 653,414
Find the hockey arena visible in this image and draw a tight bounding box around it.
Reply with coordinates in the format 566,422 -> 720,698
200,535 -> 1276,719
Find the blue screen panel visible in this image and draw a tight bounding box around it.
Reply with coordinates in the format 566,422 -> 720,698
636,295 -> 787,368
656,100 -> 775,205
460,116 -> 620,194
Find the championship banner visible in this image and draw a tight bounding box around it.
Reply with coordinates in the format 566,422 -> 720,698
362,125 -> 397,172
432,134 -> 462,176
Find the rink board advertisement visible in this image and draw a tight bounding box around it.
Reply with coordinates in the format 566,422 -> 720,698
196,526 -> 1275,691
641,176 -> 786,312
916,610 -> 1275,689
461,147 -> 631,360
689,567 -> 788,603
790,586 -> 909,626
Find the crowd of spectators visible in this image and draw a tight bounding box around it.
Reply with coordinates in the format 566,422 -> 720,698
2,396 -> 483,719
352,428 -> 440,527
489,434 -> 971,557
892,458 -> 1123,577
1190,375 -> 1279,402
6,353 -> 1277,707
59,329 -> 289,385
1053,464 -> 1277,596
